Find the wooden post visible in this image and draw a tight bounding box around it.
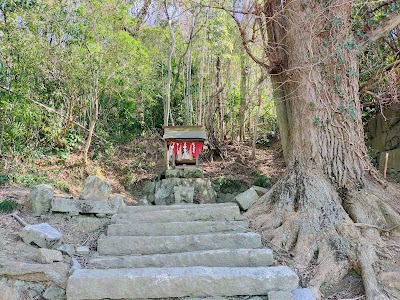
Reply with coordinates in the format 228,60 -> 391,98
383,152 -> 389,179
164,141 -> 169,170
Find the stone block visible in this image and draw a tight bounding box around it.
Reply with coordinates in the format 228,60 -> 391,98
67,266 -> 299,300
292,288 -> 316,300
174,186 -> 194,204
51,196 -> 123,215
79,176 -> 111,201
234,187 -> 259,211
0,261 -> 69,288
76,246 -> 90,256
97,232 -> 262,256
121,203 -> 237,213
252,185 -> 269,196
112,205 -> 241,224
37,248 -> 63,264
20,223 -> 62,248
57,244 -> 75,256
90,248 -> 273,269
108,220 -> 248,237
268,290 -> 294,300
27,184 -> 54,216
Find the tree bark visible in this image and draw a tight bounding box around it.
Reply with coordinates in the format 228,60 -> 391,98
237,0 -> 400,298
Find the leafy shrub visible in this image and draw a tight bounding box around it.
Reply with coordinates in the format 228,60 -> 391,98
0,198 -> 18,213
213,177 -> 247,193
253,173 -> 271,188
0,174 -> 9,185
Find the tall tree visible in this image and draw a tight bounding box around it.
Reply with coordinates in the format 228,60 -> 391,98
216,0 -> 400,298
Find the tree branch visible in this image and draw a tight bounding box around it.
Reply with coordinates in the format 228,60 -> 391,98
359,10 -> 400,49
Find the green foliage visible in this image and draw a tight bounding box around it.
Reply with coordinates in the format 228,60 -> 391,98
253,173 -> 271,188
213,177 -> 247,194
12,171 -> 48,188
0,198 -> 18,213
0,174 -> 10,185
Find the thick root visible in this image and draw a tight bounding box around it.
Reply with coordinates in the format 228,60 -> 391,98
246,166 -> 400,300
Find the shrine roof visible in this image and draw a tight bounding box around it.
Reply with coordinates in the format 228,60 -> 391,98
163,126 -> 206,140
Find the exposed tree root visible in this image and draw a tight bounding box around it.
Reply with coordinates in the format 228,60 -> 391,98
246,165 -> 400,300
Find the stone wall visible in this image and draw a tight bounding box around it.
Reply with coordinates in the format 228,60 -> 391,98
365,103 -> 400,179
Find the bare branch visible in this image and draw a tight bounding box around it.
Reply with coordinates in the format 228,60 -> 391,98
359,10 -> 400,49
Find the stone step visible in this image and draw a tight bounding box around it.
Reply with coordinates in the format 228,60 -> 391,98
112,205 -> 241,223
107,220 -> 248,236
90,248 -> 273,268
97,232 -> 262,256
121,203 -> 238,213
66,266 -> 299,300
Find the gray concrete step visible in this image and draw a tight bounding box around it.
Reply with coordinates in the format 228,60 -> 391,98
121,203 -> 238,213
112,205 -> 241,223
107,220 -> 248,236
66,266 -> 299,300
97,232 -> 262,256
90,248 -> 273,268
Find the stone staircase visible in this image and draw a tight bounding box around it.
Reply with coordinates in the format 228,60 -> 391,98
66,203 -> 313,300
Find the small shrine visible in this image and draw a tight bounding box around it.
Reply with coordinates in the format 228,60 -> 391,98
163,126 -> 206,169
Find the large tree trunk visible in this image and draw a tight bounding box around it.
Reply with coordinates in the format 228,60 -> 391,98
245,0 -> 400,299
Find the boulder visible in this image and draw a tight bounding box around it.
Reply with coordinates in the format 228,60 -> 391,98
292,288 -> 316,300
371,133 -> 387,153
174,186 -> 194,204
234,187 -> 259,211
143,181 -> 156,194
27,184 -> 54,216
137,196 -> 150,206
37,248 -> 63,264
79,176 -> 112,201
379,149 -> 400,173
20,223 -> 62,249
165,169 -> 182,178
182,168 -> 203,178
43,283 -> 66,300
0,278 -> 46,300
70,257 -> 82,275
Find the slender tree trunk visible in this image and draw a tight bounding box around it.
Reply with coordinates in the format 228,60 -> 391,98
238,54 -> 248,142
215,56 -> 224,142
251,90 -> 262,159
165,19 -> 175,127
185,42 -> 193,125
83,71 -> 99,166
197,12 -> 208,126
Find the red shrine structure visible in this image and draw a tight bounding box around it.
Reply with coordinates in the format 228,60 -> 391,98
163,126 -> 206,169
